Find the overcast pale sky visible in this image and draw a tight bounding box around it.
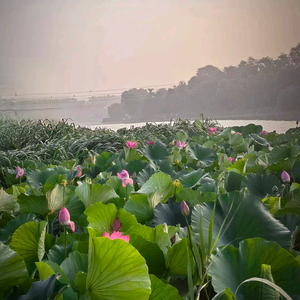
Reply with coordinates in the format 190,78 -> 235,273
0,0 -> 299,94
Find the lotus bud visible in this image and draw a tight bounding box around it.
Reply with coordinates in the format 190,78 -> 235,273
221,155 -> 224,162
59,207 -> 71,226
228,157 -> 234,164
58,207 -> 75,232
146,140 -> 153,145
281,171 -> 290,183
181,200 -> 190,217
113,217 -> 122,231
261,130 -> 267,137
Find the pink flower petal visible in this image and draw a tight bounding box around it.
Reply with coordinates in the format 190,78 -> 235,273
103,231 -> 130,242
69,221 -> 75,232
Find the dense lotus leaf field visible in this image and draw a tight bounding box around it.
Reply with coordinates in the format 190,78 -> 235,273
0,117 -> 300,300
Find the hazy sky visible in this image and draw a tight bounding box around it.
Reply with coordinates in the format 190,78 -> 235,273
0,0 -> 300,95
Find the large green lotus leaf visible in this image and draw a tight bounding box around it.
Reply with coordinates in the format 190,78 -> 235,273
43,174 -> 67,194
86,237 -> 151,300
137,172 -> 175,202
60,251 -> 88,287
224,171 -> 244,192
217,127 -> 234,139
292,156 -> 300,179
126,223 -> 172,257
145,140 -> 169,161
0,243 -> 28,298
278,189 -> 300,217
208,238 -> 300,300
153,201 -> 191,228
85,202 -> 137,236
178,169 -> 206,188
212,288 -> 236,300
85,202 -> 117,235
149,274 -> 183,300
267,156 -> 298,172
249,133 -> 270,149
227,159 -> 247,173
0,188 -> 17,213
153,160 -> 177,179
65,189 -> 86,223
26,168 -> 56,190
0,213 -> 37,242
176,188 -> 203,206
95,152 -> 115,171
116,208 -> 138,231
5,184 -> 25,200
45,233 -> 56,252
227,132 -> 251,152
47,244 -> 73,265
74,271 -> 87,295
46,184 -> 70,214
136,165 -> 156,186
17,194 -> 48,217
241,124 -> 263,135
269,145 -> 299,164
125,147 -> 144,162
36,261 -> 69,284
75,182 -> 118,208
191,192 -> 291,250
106,176 -> 134,199
167,238 -> 193,276
241,174 -> 281,198
126,160 -> 148,176
259,264 -> 280,300
129,234 -> 165,276
188,145 -> 217,167
10,221 -> 47,275
17,274 -> 58,300
124,193 -> 153,223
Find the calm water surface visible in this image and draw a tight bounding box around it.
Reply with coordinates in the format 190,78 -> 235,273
87,120 -> 297,134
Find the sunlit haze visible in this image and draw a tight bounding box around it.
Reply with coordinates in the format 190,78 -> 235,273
0,0 -> 299,95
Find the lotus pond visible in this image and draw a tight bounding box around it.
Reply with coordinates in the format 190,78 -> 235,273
0,118 -> 300,300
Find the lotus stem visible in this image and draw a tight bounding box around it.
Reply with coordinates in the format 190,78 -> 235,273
64,225 -> 67,259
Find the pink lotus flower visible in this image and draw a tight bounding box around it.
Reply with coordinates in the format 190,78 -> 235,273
228,157 -> 234,163
261,130 -> 268,137
75,165 -> 82,177
146,140 -> 153,145
117,170 -> 134,187
208,127 -> 217,136
103,231 -> 130,242
175,140 -> 186,149
16,166 -> 24,179
58,207 -> 75,232
281,171 -> 290,183
112,217 -> 122,231
237,132 -> 242,135
180,200 -> 190,217
126,141 -> 137,148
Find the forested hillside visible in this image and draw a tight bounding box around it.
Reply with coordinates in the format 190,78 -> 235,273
105,42 -> 300,122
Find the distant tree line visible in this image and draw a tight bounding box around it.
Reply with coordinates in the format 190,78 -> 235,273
105,42 -> 300,122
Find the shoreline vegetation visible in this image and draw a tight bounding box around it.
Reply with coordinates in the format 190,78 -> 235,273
102,42 -> 300,124
1,43 -> 299,126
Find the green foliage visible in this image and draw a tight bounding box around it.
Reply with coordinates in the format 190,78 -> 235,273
1,118 -> 300,299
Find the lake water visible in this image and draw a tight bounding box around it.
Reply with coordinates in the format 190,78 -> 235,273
86,119 -> 298,134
